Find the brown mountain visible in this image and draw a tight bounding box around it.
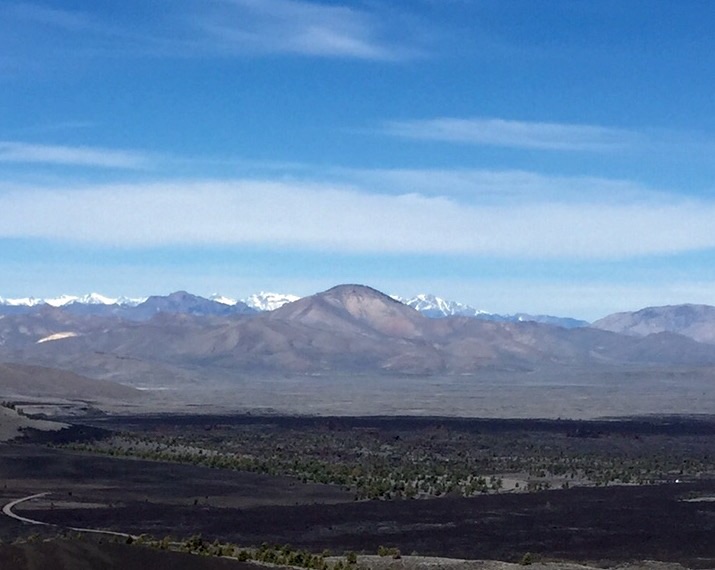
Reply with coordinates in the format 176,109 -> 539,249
0,305 -> 122,349
592,304 -> 715,344
2,285 -> 715,387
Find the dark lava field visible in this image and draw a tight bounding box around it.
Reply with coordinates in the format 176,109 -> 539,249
2,415 -> 714,568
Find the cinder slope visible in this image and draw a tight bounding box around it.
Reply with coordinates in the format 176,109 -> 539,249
0,405 -> 67,441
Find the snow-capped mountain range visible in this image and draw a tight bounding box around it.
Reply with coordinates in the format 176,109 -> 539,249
0,293 -> 147,308
0,290 -> 588,327
0,292 -> 298,311
393,294 -> 587,327
210,292 -> 301,312
392,293 -> 488,319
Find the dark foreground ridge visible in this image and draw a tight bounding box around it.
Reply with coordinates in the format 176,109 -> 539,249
81,412 -> 715,436
0,539 -> 259,570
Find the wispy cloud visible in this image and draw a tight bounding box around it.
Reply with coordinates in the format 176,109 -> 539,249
193,0 -> 418,60
0,141 -> 150,169
1,177 -> 714,259
0,1 -> 421,64
382,117 -> 641,151
339,168 -> 656,204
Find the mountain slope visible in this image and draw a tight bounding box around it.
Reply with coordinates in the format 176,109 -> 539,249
128,291 -> 256,320
0,362 -> 140,400
593,304 -> 715,344
3,285 -> 715,385
0,405 -> 67,442
271,285 -> 426,338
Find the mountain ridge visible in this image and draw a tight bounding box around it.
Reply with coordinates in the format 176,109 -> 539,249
1,289 -> 586,326
5,287 -> 715,345
593,303 -> 715,345
4,284 -> 715,386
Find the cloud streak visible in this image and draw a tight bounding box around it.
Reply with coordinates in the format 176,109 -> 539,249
383,117 -> 641,151
1,178 -> 714,259
194,0 -> 416,60
340,168 -> 657,204
0,141 -> 150,169
0,1 -> 420,63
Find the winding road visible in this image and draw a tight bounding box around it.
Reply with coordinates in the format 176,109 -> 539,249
2,492 -> 136,539
2,493 -> 52,526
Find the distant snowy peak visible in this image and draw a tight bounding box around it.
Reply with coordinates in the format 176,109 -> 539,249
115,296 -> 147,307
0,296 -> 45,307
0,291 -> 300,312
39,295 -> 79,307
209,294 -> 237,306
0,290 -> 586,327
396,294 -> 488,318
0,294 -> 82,307
73,293 -> 121,305
0,293 -> 146,307
243,292 -> 300,312
395,294 -> 588,328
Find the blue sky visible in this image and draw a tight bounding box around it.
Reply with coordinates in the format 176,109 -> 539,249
1,0 -> 715,319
